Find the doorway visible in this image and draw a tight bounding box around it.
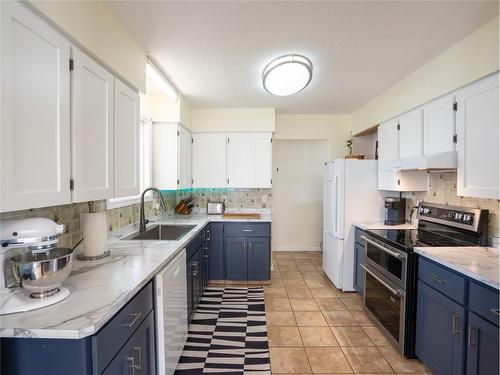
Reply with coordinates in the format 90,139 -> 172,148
272,140 -> 329,251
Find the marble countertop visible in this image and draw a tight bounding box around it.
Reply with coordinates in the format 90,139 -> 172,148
415,247 -> 500,290
355,222 -> 417,230
0,211 -> 271,339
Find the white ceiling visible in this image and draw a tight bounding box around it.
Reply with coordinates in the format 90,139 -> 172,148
107,1 -> 498,114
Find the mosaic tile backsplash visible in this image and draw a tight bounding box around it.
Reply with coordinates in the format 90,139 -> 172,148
402,172 -> 499,238
0,189 -> 270,248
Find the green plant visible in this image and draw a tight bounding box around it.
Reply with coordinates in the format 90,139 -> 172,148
346,138 -> 353,155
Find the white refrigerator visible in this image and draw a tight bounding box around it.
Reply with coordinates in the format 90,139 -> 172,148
323,159 -> 384,291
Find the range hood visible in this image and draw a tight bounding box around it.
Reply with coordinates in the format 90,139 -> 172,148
399,150 -> 457,171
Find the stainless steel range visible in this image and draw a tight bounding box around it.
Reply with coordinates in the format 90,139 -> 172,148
361,202 -> 489,357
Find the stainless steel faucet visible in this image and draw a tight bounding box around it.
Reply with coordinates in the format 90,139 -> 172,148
139,187 -> 167,233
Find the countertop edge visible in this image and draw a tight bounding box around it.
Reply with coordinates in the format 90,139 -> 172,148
415,247 -> 500,290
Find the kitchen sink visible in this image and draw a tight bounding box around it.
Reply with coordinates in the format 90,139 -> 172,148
123,224 -> 196,241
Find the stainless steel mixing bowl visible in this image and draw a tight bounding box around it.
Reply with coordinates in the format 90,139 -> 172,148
10,247 -> 73,298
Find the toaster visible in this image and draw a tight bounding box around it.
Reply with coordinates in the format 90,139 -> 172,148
207,201 -> 225,215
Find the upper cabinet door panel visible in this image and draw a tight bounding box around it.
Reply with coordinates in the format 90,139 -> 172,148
423,95 -> 456,156
378,119 -> 399,169
114,78 -> 140,198
456,73 -> 499,199
192,133 -> 227,188
399,108 -> 423,160
179,126 -> 192,189
71,47 -> 114,202
227,133 -> 251,188
251,133 -> 273,188
1,1 -> 71,212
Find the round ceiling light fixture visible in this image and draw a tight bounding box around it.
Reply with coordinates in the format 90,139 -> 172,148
262,54 -> 313,96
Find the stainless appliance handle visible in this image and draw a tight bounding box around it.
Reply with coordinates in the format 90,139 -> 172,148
361,264 -> 402,296
361,236 -> 403,259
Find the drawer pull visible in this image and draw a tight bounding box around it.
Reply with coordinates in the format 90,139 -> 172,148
452,315 -> 461,335
468,326 -> 477,346
134,346 -> 142,370
242,229 -> 253,232
430,274 -> 446,284
123,312 -> 142,328
126,356 -> 140,375
490,308 -> 500,317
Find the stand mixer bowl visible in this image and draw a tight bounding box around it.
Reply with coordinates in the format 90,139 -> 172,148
10,248 -> 73,298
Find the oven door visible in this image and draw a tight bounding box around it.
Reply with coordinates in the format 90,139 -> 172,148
362,234 -> 407,289
362,264 -> 406,353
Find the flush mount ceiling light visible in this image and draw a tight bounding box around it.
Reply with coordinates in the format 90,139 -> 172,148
262,54 -> 313,96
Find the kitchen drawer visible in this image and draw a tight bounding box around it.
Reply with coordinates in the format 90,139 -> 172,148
102,310 -> 156,375
224,223 -> 270,238
92,282 -> 153,374
469,281 -> 499,326
418,258 -> 466,305
186,231 -> 202,260
355,227 -> 365,246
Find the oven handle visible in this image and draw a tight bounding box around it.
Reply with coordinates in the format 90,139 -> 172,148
361,236 -> 404,259
361,264 -> 403,296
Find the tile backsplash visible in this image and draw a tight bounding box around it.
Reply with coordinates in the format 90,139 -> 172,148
0,192 -> 177,249
176,188 -> 272,211
402,172 -> 499,238
0,189 -> 270,248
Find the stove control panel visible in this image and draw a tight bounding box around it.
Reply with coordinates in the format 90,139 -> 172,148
417,202 -> 488,232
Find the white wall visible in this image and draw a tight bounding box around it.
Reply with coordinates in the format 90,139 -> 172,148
29,0 -> 146,92
272,140 -> 329,251
274,114 -> 352,159
353,16 -> 499,134
191,108 -> 276,132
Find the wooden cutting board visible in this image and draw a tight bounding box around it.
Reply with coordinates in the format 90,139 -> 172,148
223,213 -> 261,219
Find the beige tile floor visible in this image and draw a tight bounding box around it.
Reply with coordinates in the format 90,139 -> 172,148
265,251 -> 429,374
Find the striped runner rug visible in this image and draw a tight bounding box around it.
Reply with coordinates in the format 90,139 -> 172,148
174,287 -> 270,374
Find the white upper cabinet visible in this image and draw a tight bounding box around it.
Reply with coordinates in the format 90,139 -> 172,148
1,1 -> 71,212
192,133 -> 227,188
398,108 -> 423,161
423,94 -> 456,156
71,47 -> 114,202
456,73 -> 499,199
378,169 -> 428,192
227,133 -> 252,188
178,126 -> 192,189
226,133 -> 273,188
250,133 -> 273,188
152,123 -> 191,190
377,119 -> 400,170
114,78 -> 140,197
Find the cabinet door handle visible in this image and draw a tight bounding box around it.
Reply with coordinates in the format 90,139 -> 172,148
134,346 -> 142,370
242,229 -> 253,232
490,308 -> 500,317
430,274 -> 446,284
452,315 -> 461,335
206,230 -> 211,240
123,312 -> 142,328
468,326 -> 477,346
126,356 -> 137,375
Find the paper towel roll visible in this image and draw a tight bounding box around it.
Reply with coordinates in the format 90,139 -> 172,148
81,212 -> 107,257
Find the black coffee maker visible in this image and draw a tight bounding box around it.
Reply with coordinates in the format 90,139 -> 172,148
384,196 -> 406,225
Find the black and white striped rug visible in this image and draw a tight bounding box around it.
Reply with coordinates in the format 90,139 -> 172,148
175,287 -> 270,374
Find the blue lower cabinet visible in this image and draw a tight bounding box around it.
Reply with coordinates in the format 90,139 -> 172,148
416,280 -> 465,375
353,242 -> 365,295
225,237 -> 248,280
208,223 -> 224,280
247,237 -> 270,280
1,282 -> 155,375
466,312 -> 499,375
102,311 -> 156,375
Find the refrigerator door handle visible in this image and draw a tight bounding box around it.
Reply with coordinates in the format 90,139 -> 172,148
334,175 -> 339,235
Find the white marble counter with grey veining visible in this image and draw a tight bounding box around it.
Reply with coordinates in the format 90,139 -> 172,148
0,211 -> 271,339
415,246 -> 500,290
354,222 -> 417,230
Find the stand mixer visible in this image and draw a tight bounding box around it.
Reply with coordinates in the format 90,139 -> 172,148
0,218 -> 74,315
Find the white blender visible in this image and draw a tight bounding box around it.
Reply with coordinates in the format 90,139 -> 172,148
0,218 -> 74,315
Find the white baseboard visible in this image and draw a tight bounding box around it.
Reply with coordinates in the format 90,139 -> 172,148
272,246 -> 322,252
